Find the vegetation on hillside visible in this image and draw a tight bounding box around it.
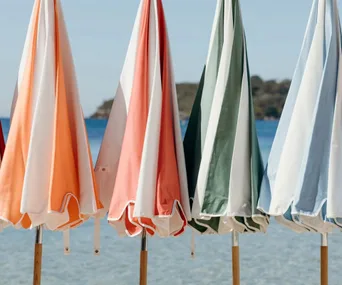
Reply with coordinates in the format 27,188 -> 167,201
90,75 -> 290,120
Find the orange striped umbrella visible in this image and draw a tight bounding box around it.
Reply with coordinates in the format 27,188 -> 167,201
0,1 -> 103,284
95,0 -> 190,283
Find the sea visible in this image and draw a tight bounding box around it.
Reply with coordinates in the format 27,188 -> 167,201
0,119 -> 340,285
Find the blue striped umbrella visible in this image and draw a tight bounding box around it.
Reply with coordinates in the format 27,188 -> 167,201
258,0 -> 342,283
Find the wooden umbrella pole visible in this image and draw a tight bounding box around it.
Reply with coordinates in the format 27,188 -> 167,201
140,228 -> 148,285
321,233 -> 328,285
33,225 -> 43,285
232,231 -> 240,285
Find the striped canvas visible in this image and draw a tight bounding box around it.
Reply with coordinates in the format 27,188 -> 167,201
258,0 -> 342,233
0,0 -> 103,231
184,0 -> 268,234
95,0 -> 191,238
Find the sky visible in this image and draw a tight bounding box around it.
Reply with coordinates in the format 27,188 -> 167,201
0,0 -> 336,117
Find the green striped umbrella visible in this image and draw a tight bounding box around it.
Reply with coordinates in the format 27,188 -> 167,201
183,0 -> 268,283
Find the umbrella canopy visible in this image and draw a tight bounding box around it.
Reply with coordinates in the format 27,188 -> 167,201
95,0 -> 191,237
0,0 -> 103,231
258,0 -> 342,233
183,0 -> 267,235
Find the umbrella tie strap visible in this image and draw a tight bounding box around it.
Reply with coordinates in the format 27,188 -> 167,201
94,217 -> 100,256
63,230 -> 70,255
191,228 -> 195,258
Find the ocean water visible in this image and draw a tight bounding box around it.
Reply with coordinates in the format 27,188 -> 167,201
0,119 -> 340,285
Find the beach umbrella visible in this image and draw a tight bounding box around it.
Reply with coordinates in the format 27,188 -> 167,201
183,0 -> 267,284
95,0 -> 191,284
0,0 -> 103,284
258,0 -> 342,284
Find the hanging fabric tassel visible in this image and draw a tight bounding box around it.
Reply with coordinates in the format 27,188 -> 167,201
63,230 -> 70,255
191,228 -> 196,258
94,217 -> 101,256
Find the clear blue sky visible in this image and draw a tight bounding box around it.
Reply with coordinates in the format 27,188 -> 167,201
0,0 -> 336,117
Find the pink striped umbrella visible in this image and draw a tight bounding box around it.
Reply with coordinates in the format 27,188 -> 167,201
95,0 -> 191,283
